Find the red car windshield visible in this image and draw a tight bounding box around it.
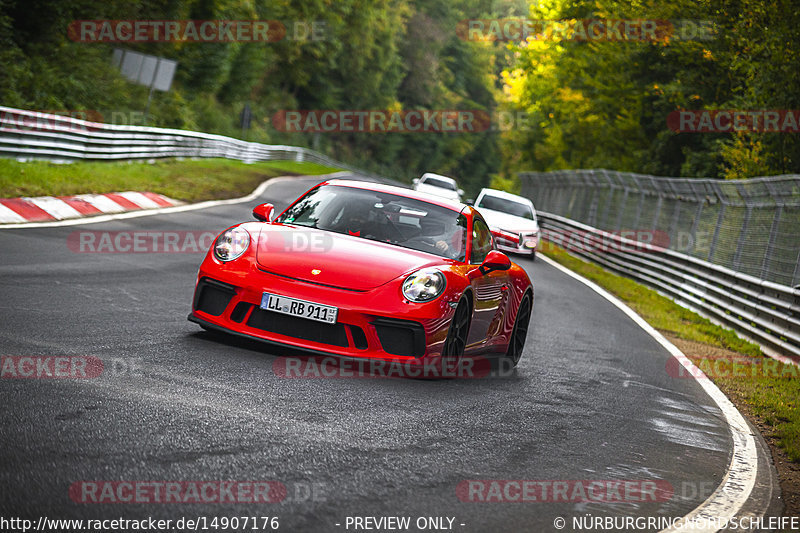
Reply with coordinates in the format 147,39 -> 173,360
276,185 -> 467,261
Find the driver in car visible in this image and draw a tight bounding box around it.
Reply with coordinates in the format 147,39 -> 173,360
343,202 -> 384,241
412,217 -> 464,259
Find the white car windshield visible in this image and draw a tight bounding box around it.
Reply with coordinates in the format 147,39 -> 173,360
477,195 -> 535,220
421,176 -> 457,191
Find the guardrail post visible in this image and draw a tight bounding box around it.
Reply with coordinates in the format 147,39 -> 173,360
707,181 -> 727,262
579,171 -> 594,222
760,205 -> 782,280
541,174 -> 552,212
687,202 -> 704,255
598,170 -> 614,229
543,174 -> 555,213
614,188 -> 629,231
631,181 -> 645,230
732,205 -> 752,272
530,174 -> 541,209
707,204 -> 726,262
584,170 -> 598,224
668,199 -> 682,249
651,195 -> 663,231
793,248 -> 800,287
684,181 -> 703,256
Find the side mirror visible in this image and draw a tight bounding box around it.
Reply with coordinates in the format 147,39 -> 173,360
479,250 -> 512,275
253,203 -> 275,222
412,178 -> 420,186
465,199 -> 474,206
458,188 -> 464,196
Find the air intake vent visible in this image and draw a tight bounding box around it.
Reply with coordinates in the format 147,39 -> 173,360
247,308 -> 349,347
371,318 -> 426,358
194,278 -> 236,316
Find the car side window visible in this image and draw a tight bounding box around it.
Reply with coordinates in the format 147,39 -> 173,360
451,214 -> 468,262
470,218 -> 493,264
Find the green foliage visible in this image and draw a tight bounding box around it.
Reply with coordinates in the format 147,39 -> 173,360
718,134 -> 776,180
0,0 -> 504,197
488,173 -> 520,194
3,0 -> 795,188
500,0 -> 800,179
0,158 -> 338,202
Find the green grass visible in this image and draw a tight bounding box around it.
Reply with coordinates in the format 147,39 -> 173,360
0,158 -> 341,203
542,242 -> 800,462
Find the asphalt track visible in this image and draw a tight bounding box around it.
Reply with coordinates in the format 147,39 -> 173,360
0,174 -> 779,532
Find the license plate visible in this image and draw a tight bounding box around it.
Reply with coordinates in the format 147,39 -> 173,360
260,293 -> 338,324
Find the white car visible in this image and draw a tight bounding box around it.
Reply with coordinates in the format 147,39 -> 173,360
473,188 -> 539,258
412,173 -> 463,202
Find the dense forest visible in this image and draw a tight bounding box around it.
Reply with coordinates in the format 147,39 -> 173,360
1,0 -> 798,193
500,0 -> 800,181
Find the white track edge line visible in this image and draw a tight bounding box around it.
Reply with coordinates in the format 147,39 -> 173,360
537,253 -> 759,533
0,171 -> 350,229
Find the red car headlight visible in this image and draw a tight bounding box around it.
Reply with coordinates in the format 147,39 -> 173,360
402,268 -> 446,303
213,227 -> 250,262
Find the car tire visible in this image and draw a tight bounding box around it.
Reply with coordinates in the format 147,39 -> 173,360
440,295 -> 471,376
504,293 -> 532,367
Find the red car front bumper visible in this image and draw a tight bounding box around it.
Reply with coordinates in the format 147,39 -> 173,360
189,259 -> 458,364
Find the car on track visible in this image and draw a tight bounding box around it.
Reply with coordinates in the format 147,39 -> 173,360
189,180 -> 533,372
412,172 -> 464,202
472,188 -> 540,259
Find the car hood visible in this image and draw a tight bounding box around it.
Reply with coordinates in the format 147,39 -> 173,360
255,224 -> 443,291
478,208 -> 539,233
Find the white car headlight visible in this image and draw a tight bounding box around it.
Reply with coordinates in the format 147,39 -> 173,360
213,227 -> 250,262
521,230 -> 538,248
402,268 -> 446,302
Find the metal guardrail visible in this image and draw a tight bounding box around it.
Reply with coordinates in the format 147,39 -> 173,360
538,211 -> 800,362
520,169 -> 800,288
0,106 -> 389,182
5,106 -> 797,359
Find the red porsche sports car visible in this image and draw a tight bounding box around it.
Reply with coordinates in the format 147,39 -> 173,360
189,179 -> 533,372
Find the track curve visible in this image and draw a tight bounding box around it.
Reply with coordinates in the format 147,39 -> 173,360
0,175 -> 774,532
